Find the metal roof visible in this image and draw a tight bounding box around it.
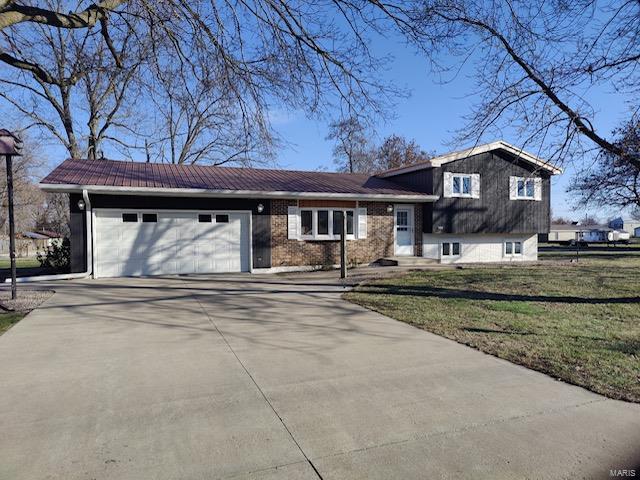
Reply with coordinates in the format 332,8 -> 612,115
40,159 -> 438,202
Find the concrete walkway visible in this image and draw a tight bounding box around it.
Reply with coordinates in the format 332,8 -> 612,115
0,273 -> 638,479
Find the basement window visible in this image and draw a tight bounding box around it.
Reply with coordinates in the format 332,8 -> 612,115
216,214 -> 229,223
142,213 -> 157,223
505,241 -> 523,256
198,214 -> 212,223
442,242 -> 460,257
122,213 -> 138,222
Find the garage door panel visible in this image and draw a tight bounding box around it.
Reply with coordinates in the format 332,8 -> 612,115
94,210 -> 250,278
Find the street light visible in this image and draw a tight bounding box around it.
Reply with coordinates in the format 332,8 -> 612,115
0,129 -> 23,300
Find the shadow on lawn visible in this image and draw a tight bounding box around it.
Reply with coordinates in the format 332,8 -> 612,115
360,284 -> 640,305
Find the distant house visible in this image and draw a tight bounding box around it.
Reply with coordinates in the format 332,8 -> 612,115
0,231 -> 63,257
544,223 -> 630,245
609,217 -> 640,237
543,223 -> 582,243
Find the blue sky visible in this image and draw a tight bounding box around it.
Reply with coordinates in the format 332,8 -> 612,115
270,35 -> 629,222
28,18 -> 629,222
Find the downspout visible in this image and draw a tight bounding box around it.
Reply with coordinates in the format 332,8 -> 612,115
5,189 -> 93,283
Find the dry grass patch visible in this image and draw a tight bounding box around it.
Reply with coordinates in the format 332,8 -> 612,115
345,257 -> 640,402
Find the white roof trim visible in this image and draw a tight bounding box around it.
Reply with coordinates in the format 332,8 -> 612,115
38,183 -> 439,203
377,141 -> 563,177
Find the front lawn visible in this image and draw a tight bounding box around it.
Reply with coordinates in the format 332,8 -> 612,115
345,258 -> 640,402
0,258 -> 40,269
0,312 -> 26,335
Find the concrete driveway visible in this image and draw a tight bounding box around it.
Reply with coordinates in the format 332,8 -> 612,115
1,273 -> 638,480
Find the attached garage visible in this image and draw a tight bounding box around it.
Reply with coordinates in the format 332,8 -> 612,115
94,210 -> 251,278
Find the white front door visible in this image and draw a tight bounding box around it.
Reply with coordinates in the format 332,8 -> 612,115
394,205 -> 414,256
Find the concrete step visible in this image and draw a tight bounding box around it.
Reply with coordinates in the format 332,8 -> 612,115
377,256 -> 439,267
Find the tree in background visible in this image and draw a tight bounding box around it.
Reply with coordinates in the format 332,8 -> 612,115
0,0 -> 396,165
327,120 -> 432,173
0,143 -> 46,236
570,119 -> 640,210
0,1 -> 144,159
326,117 -> 374,173
382,0 -> 640,180
581,215 -> 600,226
551,217 -> 573,225
377,134 -> 432,170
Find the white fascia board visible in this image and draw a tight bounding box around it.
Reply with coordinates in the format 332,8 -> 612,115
378,140 -> 563,177
38,183 -> 439,203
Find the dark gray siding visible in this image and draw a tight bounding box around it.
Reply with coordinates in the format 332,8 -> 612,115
89,194 -> 272,269
386,169 -> 433,193
387,151 -> 551,234
69,193 -> 87,273
430,152 -> 551,234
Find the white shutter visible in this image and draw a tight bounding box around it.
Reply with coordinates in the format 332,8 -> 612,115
534,177 -> 543,201
509,176 -> 518,200
357,207 -> 367,239
471,173 -> 481,199
443,171 -> 453,198
287,206 -> 300,240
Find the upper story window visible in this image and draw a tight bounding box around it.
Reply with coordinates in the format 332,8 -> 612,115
517,178 -> 535,199
510,176 -> 542,201
452,174 -> 472,196
443,172 -> 480,199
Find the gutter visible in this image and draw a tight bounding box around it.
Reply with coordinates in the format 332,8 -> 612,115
5,189 -> 93,283
37,184 -> 439,203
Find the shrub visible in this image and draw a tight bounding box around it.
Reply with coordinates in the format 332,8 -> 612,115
37,238 -> 71,270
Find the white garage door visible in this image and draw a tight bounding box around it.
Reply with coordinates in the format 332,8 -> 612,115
94,210 -> 251,278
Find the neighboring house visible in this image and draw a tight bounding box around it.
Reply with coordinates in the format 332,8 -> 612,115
545,224 -> 630,244
544,224 -> 582,243
635,226 -> 640,238
0,231 -> 63,258
39,140 -> 561,278
609,217 -> 640,237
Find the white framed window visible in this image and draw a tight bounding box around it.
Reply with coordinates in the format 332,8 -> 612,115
504,241 -> 523,256
443,172 -> 481,198
510,176 -> 542,201
452,174 -> 472,196
299,208 -> 355,240
442,241 -> 461,256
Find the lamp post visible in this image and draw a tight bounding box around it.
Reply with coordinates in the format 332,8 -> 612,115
0,130 -> 23,300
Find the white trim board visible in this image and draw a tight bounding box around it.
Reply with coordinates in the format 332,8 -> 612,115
39,183 -> 439,203
377,140 -> 562,177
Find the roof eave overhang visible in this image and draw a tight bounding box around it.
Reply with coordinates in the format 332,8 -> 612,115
38,183 -> 439,203
377,141 -> 563,178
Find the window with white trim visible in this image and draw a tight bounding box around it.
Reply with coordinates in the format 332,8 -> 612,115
510,176 -> 542,201
299,209 -> 355,240
452,174 -> 473,197
517,178 -> 535,199
505,241 -> 523,256
442,242 -> 461,256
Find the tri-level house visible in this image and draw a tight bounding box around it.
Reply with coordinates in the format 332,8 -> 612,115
39,141 -> 561,278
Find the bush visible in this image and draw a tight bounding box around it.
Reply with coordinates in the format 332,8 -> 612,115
37,238 -> 71,270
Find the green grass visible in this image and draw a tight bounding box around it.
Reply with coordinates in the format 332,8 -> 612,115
345,255 -> 640,403
0,258 -> 40,269
0,311 -> 26,335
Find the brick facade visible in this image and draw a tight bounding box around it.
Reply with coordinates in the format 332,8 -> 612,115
270,200 -> 422,267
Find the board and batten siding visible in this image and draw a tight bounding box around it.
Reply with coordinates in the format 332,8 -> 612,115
428,152 -> 551,234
